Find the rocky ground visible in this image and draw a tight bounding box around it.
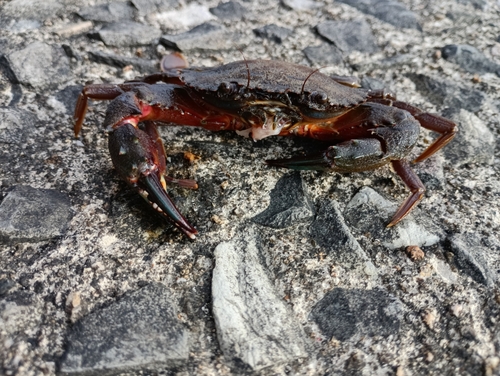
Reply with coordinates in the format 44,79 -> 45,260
1,0 -> 500,375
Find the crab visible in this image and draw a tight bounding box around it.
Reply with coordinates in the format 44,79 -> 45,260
74,59 -> 456,239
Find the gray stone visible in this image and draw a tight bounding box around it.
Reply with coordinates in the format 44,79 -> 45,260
281,0 -> 322,10
161,22 -> 245,52
60,283 -> 189,375
303,43 -> 344,66
78,2 -> 135,23
441,44 -> 500,76
131,0 -> 181,16
55,85 -> 83,115
253,24 -> 293,44
440,109 -> 495,166
252,172 -> 315,228
95,22 -> 162,47
210,1 -> 247,20
0,107 -> 37,144
0,185 -> 72,244
336,0 -> 421,30
343,187 -> 442,249
88,51 -> 158,73
1,42 -> 70,89
212,229 -> 309,371
310,200 -> 378,276
360,76 -> 387,91
456,0 -> 488,10
316,19 -> 378,54
408,73 -> 486,113
310,288 -> 403,341
449,233 -> 497,286
0,0 -> 63,30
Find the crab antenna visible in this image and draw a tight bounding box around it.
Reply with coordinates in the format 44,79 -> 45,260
237,49 -> 251,89
301,66 -> 325,94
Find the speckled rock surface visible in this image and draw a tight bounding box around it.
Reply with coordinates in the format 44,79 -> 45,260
1,0 -> 500,375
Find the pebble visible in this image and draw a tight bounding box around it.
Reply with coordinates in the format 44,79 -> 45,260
60,283 -> 189,374
0,185 -> 72,244
210,1 -> 247,21
161,22 -> 246,52
336,0 -> 421,30
252,172 -> 315,229
408,73 -> 486,113
343,186 -> 442,250
2,42 -> 70,89
94,22 -> 162,47
303,43 -> 344,66
316,19 -> 378,54
441,44 -> 500,76
310,288 -> 403,341
253,24 -> 293,44
78,2 -> 135,22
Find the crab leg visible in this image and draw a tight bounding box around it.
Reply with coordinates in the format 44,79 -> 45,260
387,159 -> 425,226
391,101 -> 457,162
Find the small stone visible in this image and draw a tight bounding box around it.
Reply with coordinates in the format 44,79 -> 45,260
441,44 -> 500,76
94,22 -> 162,47
154,3 -> 215,30
407,73 -> 486,113
336,0 -> 421,30
131,0 -> 181,16
440,108 -> 495,166
161,22 -> 245,52
0,0 -> 63,30
448,232 -> 496,286
456,0 -> 488,10
316,19 -> 378,54
89,51 -> 158,73
281,0 -> 322,10
1,42 -> 70,89
343,187 -> 442,250
303,43 -> 344,66
252,172 -> 315,229
212,228 -> 309,371
0,185 -> 72,244
60,283 -> 189,374
310,288 -> 403,341
406,245 -> 425,261
210,1 -> 247,20
78,2 -> 135,22
0,107 -> 37,144
55,85 -> 83,114
253,24 -> 293,44
422,309 -> 437,329
310,200 -> 377,275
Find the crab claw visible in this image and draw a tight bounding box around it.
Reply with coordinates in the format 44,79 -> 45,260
108,121 -> 198,239
266,139 -> 385,172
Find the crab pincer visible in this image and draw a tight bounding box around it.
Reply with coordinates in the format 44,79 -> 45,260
108,121 -> 198,239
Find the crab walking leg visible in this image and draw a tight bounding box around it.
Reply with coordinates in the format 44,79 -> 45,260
74,83 -> 148,137
387,159 -> 425,226
108,121 -> 198,239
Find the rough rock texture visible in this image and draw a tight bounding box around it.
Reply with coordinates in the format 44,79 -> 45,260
60,283 -> 189,375
212,229 -> 309,371
0,185 -> 72,244
1,0 -> 500,375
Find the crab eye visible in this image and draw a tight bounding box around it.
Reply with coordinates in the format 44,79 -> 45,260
310,91 -> 328,105
218,82 -> 239,97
